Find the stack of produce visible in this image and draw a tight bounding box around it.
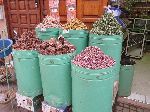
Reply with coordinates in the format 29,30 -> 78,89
13,31 -> 42,50
72,46 -> 115,69
37,36 -> 76,55
36,15 -> 62,30
63,18 -> 87,30
90,13 -> 123,35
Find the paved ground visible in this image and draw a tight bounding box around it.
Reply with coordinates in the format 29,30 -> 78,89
114,101 -> 150,112
132,53 -> 150,97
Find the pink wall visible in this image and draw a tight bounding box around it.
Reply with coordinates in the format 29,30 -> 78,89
0,5 -> 8,39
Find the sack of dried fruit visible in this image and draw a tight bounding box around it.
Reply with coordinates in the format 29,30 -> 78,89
71,46 -> 116,112
89,13 -> 123,81
60,18 -> 89,54
35,15 -> 62,40
12,31 -> 43,97
37,36 -> 76,108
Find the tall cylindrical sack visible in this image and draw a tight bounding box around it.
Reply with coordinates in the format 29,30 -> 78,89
38,52 -> 75,108
72,63 -> 115,112
35,28 -> 60,40
89,34 -> 123,81
13,50 -> 42,97
62,30 -> 89,54
118,65 -> 135,96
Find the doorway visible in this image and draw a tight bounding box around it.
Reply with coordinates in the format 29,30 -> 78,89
4,0 -> 49,38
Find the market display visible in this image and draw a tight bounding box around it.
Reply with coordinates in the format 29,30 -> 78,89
90,13 -> 122,35
0,0 -> 142,111
36,16 -> 62,30
13,31 -> 42,50
72,46 -> 115,69
37,36 -> 76,55
63,18 -> 88,30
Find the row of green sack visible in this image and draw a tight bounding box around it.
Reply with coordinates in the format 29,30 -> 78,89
36,27 -> 123,81
36,28 -> 89,54
13,50 -> 134,112
13,49 -> 114,112
13,28 -> 134,112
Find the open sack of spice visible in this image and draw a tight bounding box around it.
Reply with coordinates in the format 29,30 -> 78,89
61,18 -> 89,54
13,31 -> 42,50
37,36 -> 76,55
36,15 -> 62,30
72,46 -> 115,69
36,15 -> 62,40
90,13 -> 123,35
63,18 -> 88,30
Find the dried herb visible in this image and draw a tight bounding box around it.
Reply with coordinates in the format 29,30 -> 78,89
90,13 -> 123,35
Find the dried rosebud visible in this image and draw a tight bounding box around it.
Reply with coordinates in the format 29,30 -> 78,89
72,46 -> 115,69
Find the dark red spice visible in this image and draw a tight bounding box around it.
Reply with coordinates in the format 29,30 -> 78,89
37,36 -> 76,55
13,31 -> 42,50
